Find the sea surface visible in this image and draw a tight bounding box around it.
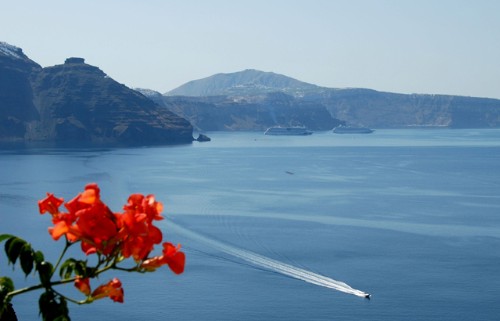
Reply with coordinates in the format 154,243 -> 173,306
1,129 -> 500,321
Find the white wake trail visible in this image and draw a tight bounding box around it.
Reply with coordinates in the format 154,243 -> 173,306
168,219 -> 370,299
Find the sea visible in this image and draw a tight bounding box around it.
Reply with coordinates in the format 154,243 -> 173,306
1,129 -> 499,321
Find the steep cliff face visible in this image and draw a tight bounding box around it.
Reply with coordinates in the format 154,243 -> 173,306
163,93 -> 341,131
162,69 -> 500,130
27,58 -> 193,144
315,89 -> 500,128
0,42 -> 41,140
0,42 -> 193,145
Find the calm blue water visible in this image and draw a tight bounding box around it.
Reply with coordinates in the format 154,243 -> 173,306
1,129 -> 500,321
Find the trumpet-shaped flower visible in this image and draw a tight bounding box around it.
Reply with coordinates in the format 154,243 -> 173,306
35,183 -> 184,309
117,194 -> 164,261
38,193 -> 64,215
74,277 -> 91,296
141,242 -> 185,274
91,278 -> 124,303
163,242 -> 186,275
124,194 -> 164,222
40,183 -> 120,255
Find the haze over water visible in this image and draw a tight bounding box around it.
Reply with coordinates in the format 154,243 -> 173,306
1,129 -> 500,320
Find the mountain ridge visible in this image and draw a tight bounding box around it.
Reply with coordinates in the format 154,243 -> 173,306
3,41 -> 500,137
166,69 -> 323,97
0,42 -> 193,145
156,69 -> 500,130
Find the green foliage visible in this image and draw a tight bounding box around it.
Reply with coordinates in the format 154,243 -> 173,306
20,243 -> 34,276
59,259 -> 89,279
39,291 -> 70,321
0,186 -> 185,320
0,234 -> 69,320
37,262 -> 53,289
0,277 -> 15,316
4,237 -> 25,267
1,234 -> 73,321
0,235 -> 14,243
1,235 -> 40,278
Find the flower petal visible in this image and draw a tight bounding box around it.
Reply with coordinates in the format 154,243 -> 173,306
91,278 -> 124,303
38,193 -> 64,215
163,243 -> 186,275
48,221 -> 69,240
74,277 -> 91,296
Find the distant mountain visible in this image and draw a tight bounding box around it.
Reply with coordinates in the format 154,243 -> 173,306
0,42 -> 193,145
159,70 -> 341,131
165,69 -> 322,97
4,40 -> 499,138
160,69 -> 500,130
161,93 -> 341,131
309,88 -> 500,128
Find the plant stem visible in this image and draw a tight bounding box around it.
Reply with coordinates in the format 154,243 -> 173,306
51,288 -> 90,305
6,278 -> 75,299
6,256 -> 134,302
52,239 -> 73,275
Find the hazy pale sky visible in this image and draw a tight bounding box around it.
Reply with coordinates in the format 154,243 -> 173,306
1,0 -> 499,98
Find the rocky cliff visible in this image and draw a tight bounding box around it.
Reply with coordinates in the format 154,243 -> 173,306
312,88 -> 500,128
157,93 -> 341,131
0,42 -> 193,145
141,73 -> 342,132
0,42 -> 41,140
162,69 -> 500,130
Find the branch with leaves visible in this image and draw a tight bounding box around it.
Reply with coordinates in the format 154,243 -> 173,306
0,183 -> 185,321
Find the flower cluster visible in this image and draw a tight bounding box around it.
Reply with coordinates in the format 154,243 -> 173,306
1,183 -> 185,320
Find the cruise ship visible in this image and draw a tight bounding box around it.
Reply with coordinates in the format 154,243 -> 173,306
264,126 -> 313,136
333,125 -> 374,134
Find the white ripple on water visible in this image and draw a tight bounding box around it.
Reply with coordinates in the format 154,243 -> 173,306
167,219 -> 370,299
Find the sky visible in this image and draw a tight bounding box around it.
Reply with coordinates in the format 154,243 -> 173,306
1,0 -> 499,99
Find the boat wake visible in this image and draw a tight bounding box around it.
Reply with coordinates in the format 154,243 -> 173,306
167,219 -> 370,299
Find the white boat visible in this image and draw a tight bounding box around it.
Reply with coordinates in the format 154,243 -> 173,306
264,126 -> 313,136
333,125 -> 374,134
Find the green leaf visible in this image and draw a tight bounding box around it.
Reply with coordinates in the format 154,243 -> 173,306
0,302 -> 17,321
74,261 -> 87,277
59,259 -> 89,280
0,234 -> 14,243
20,243 -> 34,276
37,261 -> 53,288
0,277 -> 14,295
39,291 -> 70,321
5,237 -> 26,266
0,276 -> 14,301
59,259 -> 76,280
0,277 -> 15,317
33,250 -> 45,265
38,291 -> 50,315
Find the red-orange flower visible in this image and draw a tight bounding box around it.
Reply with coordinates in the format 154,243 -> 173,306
140,242 -> 185,274
38,193 -> 64,215
39,193 -> 78,241
163,242 -> 186,274
74,277 -> 91,296
116,193 -> 164,261
91,278 -> 124,303
61,183 -> 119,255
48,221 -> 70,241
36,183 -> 187,310
124,194 -> 164,222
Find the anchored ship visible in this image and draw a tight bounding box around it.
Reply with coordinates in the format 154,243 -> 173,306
264,126 -> 313,136
333,125 -> 374,134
